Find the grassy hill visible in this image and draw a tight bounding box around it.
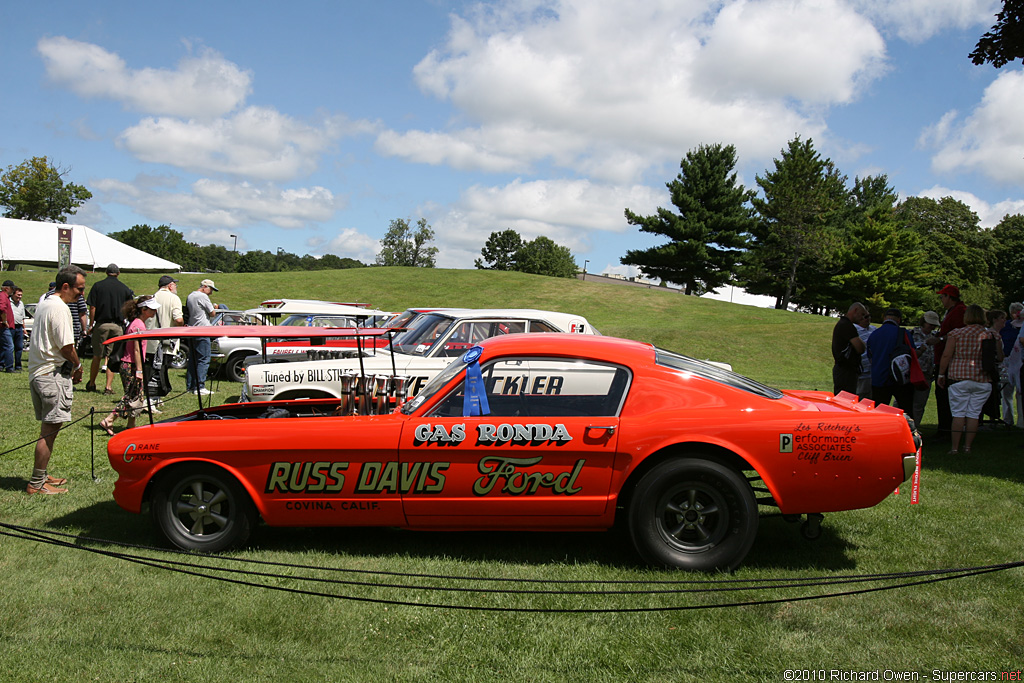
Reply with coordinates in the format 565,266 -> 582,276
13,266 -> 836,389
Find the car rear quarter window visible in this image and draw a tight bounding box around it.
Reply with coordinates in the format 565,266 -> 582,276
527,320 -> 559,333
655,348 -> 782,399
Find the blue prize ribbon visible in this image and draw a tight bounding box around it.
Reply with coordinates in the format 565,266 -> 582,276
462,346 -> 489,417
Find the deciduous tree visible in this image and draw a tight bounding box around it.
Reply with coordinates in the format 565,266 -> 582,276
990,213 -> 1024,307
894,196 -> 998,307
476,229 -> 523,270
376,218 -> 438,267
515,236 -> 577,278
108,224 -> 199,268
237,250 -> 275,273
970,0 -> 1024,67
621,143 -> 754,295
0,156 -> 92,223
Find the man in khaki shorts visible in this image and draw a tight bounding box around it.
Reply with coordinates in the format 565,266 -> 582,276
27,265 -> 87,494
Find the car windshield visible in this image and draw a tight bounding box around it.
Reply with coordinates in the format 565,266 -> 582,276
212,311 -> 258,326
655,348 -> 783,398
280,314 -> 359,328
385,309 -> 424,329
400,351 -> 472,414
390,313 -> 455,356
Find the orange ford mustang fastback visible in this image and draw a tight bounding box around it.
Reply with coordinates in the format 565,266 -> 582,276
107,332 -> 919,571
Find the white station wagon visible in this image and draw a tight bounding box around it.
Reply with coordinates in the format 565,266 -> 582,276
240,309 -> 598,402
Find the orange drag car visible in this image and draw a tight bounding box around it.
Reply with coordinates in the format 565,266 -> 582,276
107,332 -> 919,571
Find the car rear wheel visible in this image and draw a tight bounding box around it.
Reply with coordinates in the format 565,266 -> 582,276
168,346 -> 188,370
226,353 -> 252,383
628,458 -> 758,571
152,463 -> 256,552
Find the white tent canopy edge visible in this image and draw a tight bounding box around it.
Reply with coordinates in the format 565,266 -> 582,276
0,217 -> 180,272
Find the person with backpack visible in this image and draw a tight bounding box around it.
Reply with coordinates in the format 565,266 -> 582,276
937,304 -> 1003,454
99,296 -> 159,436
867,308 -> 916,415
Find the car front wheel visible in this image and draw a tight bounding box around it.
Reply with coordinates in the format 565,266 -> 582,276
628,458 -> 758,572
226,353 -> 254,383
152,463 -> 256,552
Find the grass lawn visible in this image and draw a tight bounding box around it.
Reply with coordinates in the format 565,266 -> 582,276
1,267 -> 1022,681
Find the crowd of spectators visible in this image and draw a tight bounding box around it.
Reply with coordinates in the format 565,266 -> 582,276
5,266 -> 223,495
832,284 -> 1020,455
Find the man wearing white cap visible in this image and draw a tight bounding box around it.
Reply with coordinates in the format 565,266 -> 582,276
185,279 -> 219,395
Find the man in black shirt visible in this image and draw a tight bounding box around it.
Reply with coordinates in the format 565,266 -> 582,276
85,263 -> 133,393
832,302 -> 870,395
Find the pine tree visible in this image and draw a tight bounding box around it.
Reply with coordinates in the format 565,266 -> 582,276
621,143 -> 754,295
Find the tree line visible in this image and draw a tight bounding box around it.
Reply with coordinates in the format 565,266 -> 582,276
0,158 -> 578,277
622,137 -> 1024,317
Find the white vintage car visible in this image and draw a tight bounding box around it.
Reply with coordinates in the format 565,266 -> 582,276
211,300 -> 390,382
240,309 -> 598,402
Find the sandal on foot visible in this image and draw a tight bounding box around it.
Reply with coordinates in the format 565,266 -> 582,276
99,419 -> 115,436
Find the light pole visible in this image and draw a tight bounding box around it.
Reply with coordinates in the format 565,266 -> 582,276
583,259 -> 589,281
230,234 -> 237,252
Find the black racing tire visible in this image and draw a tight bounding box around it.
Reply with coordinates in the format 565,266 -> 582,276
226,353 -> 253,383
151,463 -> 256,552
628,457 -> 758,572
168,346 -> 188,370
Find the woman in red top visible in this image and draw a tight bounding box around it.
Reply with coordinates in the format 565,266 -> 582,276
937,304 -> 1003,454
99,296 -> 159,435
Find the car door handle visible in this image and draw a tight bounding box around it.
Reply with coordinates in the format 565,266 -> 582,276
586,425 -> 616,435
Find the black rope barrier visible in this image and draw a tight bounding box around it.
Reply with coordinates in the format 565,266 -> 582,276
1,522 -> 1019,613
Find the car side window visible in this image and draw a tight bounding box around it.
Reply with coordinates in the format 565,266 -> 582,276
527,320 -> 559,333
428,358 -> 630,418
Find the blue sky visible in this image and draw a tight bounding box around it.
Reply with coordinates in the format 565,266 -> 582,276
3,0 -> 1023,277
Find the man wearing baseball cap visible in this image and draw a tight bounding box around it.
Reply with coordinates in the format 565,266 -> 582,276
151,274 -> 183,350
185,279 -> 219,395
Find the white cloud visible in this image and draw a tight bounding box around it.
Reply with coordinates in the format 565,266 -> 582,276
118,108 -> 373,181
38,37 -> 378,182
37,36 -> 252,118
377,0 -> 893,181
319,228 -> 381,264
917,185 -> 1024,228
92,176 -> 338,230
183,227 -> 248,251
852,0 -> 999,43
694,0 -> 887,104
921,70 -> 1024,185
428,178 -> 665,268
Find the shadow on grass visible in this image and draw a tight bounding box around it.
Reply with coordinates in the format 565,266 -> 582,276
0,475 -> 28,492
917,425 -> 1024,484
40,500 -> 859,573
743,516 -> 858,572
44,500 -> 166,547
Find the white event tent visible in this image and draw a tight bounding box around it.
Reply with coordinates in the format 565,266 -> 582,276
0,217 -> 180,272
